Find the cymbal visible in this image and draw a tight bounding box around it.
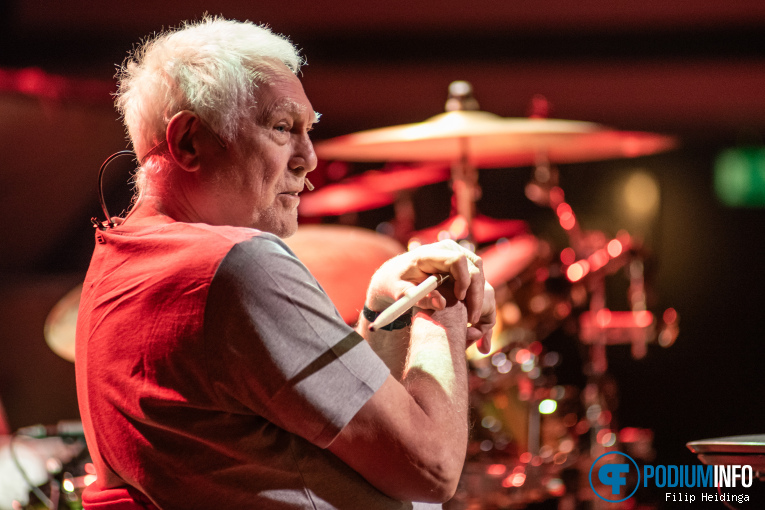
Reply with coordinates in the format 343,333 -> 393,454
345,163 -> 450,193
298,164 -> 449,217
298,183 -> 395,217
687,434 -> 765,472
409,214 -> 529,245
314,110 -> 676,167
479,235 -> 540,288
44,284 -> 83,362
688,434 -> 765,455
284,225 -> 405,323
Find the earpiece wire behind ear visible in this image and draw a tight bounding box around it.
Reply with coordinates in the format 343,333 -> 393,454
91,150 -> 138,230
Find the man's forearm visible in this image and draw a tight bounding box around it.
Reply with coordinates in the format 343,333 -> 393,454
338,305 -> 471,501
404,308 -> 469,428
356,313 -> 411,380
358,306 -> 469,411
402,307 -> 470,486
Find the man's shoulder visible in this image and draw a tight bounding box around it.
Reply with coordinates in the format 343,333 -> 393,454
167,223 -> 302,288
94,222 -> 289,282
155,222 -> 291,256
169,222 -> 266,244
213,227 -> 300,279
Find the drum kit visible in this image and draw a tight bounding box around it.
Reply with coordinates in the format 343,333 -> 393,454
0,422 -> 89,510
33,81 -> 693,508
304,81 -> 684,509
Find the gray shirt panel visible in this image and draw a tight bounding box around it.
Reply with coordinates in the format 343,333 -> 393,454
206,234 -> 442,508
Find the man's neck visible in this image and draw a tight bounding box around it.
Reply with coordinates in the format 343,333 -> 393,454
121,195 -> 177,227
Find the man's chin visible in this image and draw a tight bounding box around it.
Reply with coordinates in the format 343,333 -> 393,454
276,224 -> 299,239
256,219 -> 299,239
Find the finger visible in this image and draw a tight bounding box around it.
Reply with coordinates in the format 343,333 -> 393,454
466,324 -> 493,353
434,241 -> 484,302
391,280 -> 417,302
430,291 -> 446,310
465,258 -> 485,325
449,255 -> 471,302
466,327 -> 483,345
435,241 -> 485,321
411,249 -> 472,300
468,293 -> 495,351
478,332 -> 492,354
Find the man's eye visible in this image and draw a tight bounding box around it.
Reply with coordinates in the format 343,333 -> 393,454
275,124 -> 290,133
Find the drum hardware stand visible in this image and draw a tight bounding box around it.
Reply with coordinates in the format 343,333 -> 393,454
526,154 -> 590,257
523,162 -> 680,507
445,81 -> 481,246
525,154 -> 612,470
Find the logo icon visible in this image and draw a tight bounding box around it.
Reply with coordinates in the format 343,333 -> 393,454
600,463 -> 629,494
589,451 -> 640,503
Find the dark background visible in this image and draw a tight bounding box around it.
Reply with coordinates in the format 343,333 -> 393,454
1,0 -> 764,502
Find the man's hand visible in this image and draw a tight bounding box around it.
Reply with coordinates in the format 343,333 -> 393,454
338,240 -> 498,501
365,240 -> 494,353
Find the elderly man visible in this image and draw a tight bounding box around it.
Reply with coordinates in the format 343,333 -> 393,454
75,17 -> 494,510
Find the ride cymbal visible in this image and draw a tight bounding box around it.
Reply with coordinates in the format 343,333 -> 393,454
315,110 -> 676,167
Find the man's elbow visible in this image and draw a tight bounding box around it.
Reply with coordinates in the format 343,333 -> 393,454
423,451 -> 464,502
415,475 -> 460,504
389,448 -> 464,503
382,474 -> 458,504
410,425 -> 468,502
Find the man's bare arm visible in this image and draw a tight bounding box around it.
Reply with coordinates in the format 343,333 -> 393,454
330,305 -> 469,503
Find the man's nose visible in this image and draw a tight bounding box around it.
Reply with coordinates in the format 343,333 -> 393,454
291,136 -> 318,174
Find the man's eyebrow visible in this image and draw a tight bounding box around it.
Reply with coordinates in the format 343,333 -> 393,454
258,100 -> 319,125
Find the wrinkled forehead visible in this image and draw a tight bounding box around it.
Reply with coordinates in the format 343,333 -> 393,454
252,61 -> 319,124
260,97 -> 320,124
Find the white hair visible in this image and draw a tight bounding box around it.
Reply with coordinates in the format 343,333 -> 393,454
115,16 -> 303,191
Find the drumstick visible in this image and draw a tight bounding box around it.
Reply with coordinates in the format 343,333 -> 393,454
369,274 -> 452,332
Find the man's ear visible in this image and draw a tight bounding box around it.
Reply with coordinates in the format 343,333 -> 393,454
166,110 -> 202,173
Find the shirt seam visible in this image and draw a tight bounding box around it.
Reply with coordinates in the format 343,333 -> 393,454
288,439 -> 320,510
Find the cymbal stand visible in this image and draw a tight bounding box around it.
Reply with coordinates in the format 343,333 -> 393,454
446,82 -> 481,246
526,153 -> 587,255
450,143 -> 479,246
